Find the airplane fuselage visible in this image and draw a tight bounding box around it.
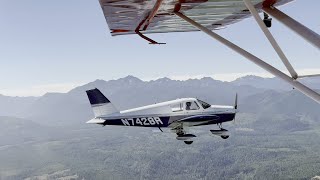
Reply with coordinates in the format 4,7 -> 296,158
87,98 -> 236,129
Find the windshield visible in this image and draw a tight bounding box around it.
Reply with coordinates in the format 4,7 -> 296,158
185,101 -> 200,110
197,99 -> 211,109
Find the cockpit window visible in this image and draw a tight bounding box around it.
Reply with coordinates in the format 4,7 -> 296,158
185,101 -> 200,110
197,99 -> 211,109
171,103 -> 183,112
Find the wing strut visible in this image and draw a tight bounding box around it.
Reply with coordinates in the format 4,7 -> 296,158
174,11 -> 320,104
134,0 -> 166,45
245,0 -> 320,79
243,0 -> 298,79
135,30 -> 166,45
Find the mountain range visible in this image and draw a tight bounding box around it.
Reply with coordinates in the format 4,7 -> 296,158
1,75 -> 320,179
1,75 -> 319,127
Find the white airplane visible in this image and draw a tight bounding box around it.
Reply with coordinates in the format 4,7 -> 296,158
86,88 -> 238,145
97,0 -> 320,104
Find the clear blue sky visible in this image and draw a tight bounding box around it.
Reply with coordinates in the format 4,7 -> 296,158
0,0 -> 319,96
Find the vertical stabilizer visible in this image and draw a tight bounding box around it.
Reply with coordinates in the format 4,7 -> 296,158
86,88 -> 119,117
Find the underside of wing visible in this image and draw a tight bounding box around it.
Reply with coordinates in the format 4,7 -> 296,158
99,0 -> 293,36
169,114 -> 220,129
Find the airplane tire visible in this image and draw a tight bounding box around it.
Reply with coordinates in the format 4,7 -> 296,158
221,135 -> 229,139
184,141 -> 193,145
263,19 -> 272,28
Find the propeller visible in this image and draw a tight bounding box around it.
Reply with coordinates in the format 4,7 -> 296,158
233,93 -> 238,124
234,93 -> 238,110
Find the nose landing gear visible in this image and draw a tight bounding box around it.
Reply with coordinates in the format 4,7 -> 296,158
210,123 -> 230,139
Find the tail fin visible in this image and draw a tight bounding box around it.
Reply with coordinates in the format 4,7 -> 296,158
86,88 -> 119,117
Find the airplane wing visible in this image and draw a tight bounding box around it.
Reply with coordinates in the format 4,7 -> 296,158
169,114 -> 220,129
99,0 -> 293,36
98,0 -> 320,105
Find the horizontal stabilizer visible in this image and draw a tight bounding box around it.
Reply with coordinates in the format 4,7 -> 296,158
87,118 -> 106,124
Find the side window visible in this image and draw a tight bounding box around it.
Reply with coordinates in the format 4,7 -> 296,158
171,103 -> 183,112
185,101 -> 200,110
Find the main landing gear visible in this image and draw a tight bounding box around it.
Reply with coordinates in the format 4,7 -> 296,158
175,126 -> 196,145
184,140 -> 194,145
210,123 -> 230,139
176,133 -> 197,145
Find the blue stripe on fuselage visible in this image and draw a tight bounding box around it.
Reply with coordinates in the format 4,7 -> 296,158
193,113 -> 235,126
101,113 -> 235,127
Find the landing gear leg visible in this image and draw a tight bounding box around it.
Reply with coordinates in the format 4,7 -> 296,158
218,123 -> 227,131
176,126 -> 185,136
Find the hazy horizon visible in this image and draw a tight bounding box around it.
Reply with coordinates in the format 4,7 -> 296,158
1,72 -> 320,98
0,74 -> 273,97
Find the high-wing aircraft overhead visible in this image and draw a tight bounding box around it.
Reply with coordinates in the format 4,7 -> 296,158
100,0 -> 291,36
86,88 -> 238,144
97,0 -> 320,104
